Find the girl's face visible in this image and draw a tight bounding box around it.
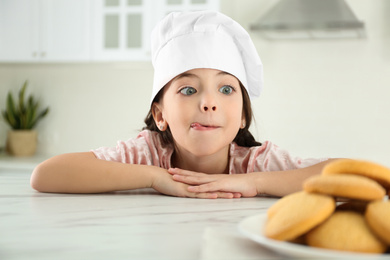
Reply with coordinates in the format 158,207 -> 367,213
153,68 -> 244,158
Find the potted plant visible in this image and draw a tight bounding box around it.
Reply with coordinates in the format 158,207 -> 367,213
2,81 -> 49,156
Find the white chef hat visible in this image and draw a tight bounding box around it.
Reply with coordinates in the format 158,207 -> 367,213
150,10 -> 263,105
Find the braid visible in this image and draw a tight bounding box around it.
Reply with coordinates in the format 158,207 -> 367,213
232,84 -> 262,147
234,128 -> 262,147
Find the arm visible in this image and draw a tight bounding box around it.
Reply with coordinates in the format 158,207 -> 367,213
254,159 -> 338,197
31,152 -> 156,193
31,152 -> 236,198
169,159 -> 338,197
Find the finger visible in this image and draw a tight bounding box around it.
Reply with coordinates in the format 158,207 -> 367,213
172,173 -> 214,185
167,168 -> 178,175
191,192 -> 218,199
215,192 -> 235,199
233,192 -> 242,198
188,182 -> 219,193
188,185 -> 239,199
188,184 -> 242,198
191,192 -> 234,199
168,168 -> 204,177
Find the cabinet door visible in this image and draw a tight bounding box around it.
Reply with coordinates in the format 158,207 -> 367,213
92,0 -> 219,61
92,0 -> 152,61
163,0 -> 220,13
0,0 -> 39,61
0,0 -> 91,62
40,0 -> 91,61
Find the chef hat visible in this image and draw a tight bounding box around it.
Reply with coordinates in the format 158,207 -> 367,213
150,10 -> 263,104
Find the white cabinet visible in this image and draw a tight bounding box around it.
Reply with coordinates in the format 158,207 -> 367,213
0,0 -> 91,62
0,0 -> 219,62
92,0 -> 220,61
0,0 -> 37,61
92,0 -> 153,61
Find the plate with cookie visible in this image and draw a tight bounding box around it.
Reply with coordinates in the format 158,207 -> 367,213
239,159 -> 390,258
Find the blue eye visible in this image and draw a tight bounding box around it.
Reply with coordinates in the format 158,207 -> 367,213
180,87 -> 197,96
219,85 -> 234,95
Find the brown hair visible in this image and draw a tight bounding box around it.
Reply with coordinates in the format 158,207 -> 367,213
143,83 -> 262,147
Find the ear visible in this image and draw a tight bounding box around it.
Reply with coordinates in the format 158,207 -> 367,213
240,119 -> 246,129
241,112 -> 246,129
152,102 -> 167,131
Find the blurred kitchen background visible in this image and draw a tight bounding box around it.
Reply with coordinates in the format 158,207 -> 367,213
0,0 -> 389,166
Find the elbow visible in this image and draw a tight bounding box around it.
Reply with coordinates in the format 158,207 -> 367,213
30,162 -> 49,192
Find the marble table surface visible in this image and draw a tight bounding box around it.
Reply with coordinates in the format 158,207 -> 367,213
0,169 -> 283,260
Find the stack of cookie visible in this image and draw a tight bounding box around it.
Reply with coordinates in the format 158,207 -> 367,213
265,159 -> 390,254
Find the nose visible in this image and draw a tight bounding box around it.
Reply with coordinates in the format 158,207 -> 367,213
203,105 -> 216,112
200,92 -> 217,112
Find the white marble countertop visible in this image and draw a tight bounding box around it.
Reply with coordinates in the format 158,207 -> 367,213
0,153 -> 52,171
0,170 -> 283,260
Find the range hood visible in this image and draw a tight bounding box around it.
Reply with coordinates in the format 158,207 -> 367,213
250,0 -> 366,40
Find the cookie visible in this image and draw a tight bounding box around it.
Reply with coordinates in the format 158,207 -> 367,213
306,211 -> 387,253
304,174 -> 386,201
365,200 -> 390,245
265,191 -> 335,241
322,159 -> 390,189
267,192 -> 298,219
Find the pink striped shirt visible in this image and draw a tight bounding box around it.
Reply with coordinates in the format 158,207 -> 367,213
92,130 -> 326,173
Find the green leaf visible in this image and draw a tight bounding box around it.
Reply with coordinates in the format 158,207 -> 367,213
3,81 -> 49,129
26,96 -> 35,129
6,92 -> 17,128
29,107 -> 49,129
20,110 -> 26,129
2,110 -> 13,127
19,81 -> 28,114
41,107 -> 49,117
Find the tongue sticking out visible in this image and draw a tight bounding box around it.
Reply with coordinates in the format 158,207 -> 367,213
190,123 -> 218,130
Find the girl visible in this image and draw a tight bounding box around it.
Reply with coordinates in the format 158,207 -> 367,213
31,11 -> 335,199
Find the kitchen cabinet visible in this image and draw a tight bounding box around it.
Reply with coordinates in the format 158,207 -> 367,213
92,0 -> 220,61
0,0 -> 91,62
0,0 -> 219,62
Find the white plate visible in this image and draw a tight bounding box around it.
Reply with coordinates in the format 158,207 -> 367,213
238,213 -> 390,259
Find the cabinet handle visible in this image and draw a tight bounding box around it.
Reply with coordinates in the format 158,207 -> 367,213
32,52 -> 37,57
41,52 -> 46,57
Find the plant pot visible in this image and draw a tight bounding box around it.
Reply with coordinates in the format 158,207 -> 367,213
6,130 -> 38,156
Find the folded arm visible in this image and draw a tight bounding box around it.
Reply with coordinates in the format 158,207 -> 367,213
169,159 -> 338,197
30,152 -> 237,198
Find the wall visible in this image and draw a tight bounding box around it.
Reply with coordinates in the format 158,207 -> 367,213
1,0 -> 389,166
228,0 -> 390,165
0,62 -> 154,154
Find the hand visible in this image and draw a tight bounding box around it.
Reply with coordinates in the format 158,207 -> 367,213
168,168 -> 258,198
151,167 -> 239,199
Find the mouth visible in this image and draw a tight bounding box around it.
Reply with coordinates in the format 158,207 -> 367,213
190,123 -> 220,131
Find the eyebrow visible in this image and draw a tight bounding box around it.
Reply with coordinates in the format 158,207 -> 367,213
174,71 -> 232,81
174,73 -> 198,81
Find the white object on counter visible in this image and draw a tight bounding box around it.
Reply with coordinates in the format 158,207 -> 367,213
200,227 -> 281,260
